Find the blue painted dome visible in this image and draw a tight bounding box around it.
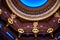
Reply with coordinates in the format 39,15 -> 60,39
20,0 -> 48,8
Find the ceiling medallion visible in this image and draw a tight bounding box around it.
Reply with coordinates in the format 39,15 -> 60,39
6,0 -> 60,21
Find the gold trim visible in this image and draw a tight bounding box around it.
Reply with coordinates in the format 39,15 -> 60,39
6,0 -> 60,21
47,28 -> 54,33
0,9 -> 2,15
33,22 -> 38,28
32,28 -> 39,34
11,14 -> 16,19
18,28 -> 24,33
8,18 -> 13,24
32,22 -> 39,33
58,18 -> 60,23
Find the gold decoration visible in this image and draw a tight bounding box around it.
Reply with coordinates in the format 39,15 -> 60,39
18,28 -> 24,33
6,0 -> 60,21
33,22 -> 38,28
47,28 -> 54,33
11,14 -> 16,19
8,18 -> 13,24
32,22 -> 39,37
32,28 -> 39,34
0,9 -> 2,15
32,22 -> 39,33
58,18 -> 60,23
8,14 -> 16,24
54,12 -> 60,17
